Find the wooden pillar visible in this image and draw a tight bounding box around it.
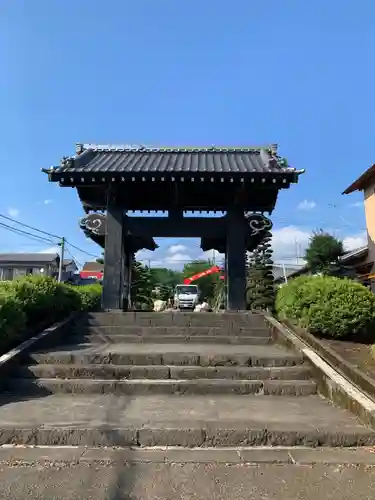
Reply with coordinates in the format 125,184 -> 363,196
124,250 -> 133,311
226,209 -> 247,311
102,203 -> 124,311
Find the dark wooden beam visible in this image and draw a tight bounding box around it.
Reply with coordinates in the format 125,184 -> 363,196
127,216 -> 226,238
226,209 -> 247,311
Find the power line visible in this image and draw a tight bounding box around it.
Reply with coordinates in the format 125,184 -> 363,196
65,247 -> 83,269
0,212 -> 100,260
0,213 -> 61,239
65,240 -> 99,259
0,221 -> 56,246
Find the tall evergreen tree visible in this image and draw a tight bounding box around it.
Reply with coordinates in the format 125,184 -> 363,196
131,260 -> 154,310
159,283 -> 174,302
247,231 -> 275,311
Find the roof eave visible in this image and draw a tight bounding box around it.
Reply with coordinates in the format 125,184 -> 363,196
48,169 -> 301,183
342,164 -> 375,195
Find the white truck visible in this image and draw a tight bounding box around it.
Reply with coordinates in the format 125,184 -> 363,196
174,284 -> 200,311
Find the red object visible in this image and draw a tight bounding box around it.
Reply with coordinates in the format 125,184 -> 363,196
183,265 -> 224,284
80,271 -> 103,279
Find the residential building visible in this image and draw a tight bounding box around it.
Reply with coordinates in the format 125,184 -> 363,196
343,165 -> 375,288
0,253 -> 78,281
273,246 -> 370,285
80,261 -> 104,280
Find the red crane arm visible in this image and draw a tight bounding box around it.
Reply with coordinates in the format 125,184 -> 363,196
183,266 -> 221,284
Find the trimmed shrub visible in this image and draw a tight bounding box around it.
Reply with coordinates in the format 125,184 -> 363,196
276,275 -> 375,338
0,288 -> 26,342
69,283 -> 102,311
0,276 -> 102,353
6,276 -> 79,326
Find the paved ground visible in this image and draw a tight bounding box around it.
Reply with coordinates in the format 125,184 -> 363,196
0,461 -> 374,499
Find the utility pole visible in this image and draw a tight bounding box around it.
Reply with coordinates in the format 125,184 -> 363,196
58,237 -> 65,282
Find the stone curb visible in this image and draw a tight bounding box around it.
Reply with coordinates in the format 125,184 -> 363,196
266,315 -> 375,430
284,319 -> 375,401
0,313 -> 81,385
1,445 -> 375,465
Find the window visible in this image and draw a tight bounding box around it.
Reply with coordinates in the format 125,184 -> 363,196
2,268 -> 14,280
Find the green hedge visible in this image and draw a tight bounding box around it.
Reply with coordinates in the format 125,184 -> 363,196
275,275 -> 375,338
0,276 -> 102,350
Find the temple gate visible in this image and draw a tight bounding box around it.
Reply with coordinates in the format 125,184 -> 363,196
43,144 -> 303,311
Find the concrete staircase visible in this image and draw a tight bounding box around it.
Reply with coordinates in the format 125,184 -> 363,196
0,311 -> 374,447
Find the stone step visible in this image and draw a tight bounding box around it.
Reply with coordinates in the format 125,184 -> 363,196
85,312 -> 267,328
28,344 -> 303,367
69,334 -> 273,345
70,325 -> 271,338
5,378 -> 318,396
15,364 -> 312,381
0,394 -> 373,447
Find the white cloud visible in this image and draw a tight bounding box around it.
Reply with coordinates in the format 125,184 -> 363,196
7,207 -> 20,218
39,246 -> 59,254
168,244 -> 188,254
271,226 -> 310,263
297,200 -> 316,211
165,252 -> 193,264
200,249 -> 225,262
350,201 -> 363,208
44,199 -> 53,205
343,231 -> 367,251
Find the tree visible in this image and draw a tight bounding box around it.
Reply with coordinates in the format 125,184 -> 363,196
149,267 -> 183,289
304,230 -> 344,274
96,252 -> 104,265
131,260 -> 154,309
182,260 -> 220,303
247,231 -> 275,311
159,283 -> 174,302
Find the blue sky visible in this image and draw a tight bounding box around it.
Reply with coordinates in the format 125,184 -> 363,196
0,0 -> 373,269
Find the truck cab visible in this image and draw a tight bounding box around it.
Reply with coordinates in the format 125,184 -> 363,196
174,284 -> 200,311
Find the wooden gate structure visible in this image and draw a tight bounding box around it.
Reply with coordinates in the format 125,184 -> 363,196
43,143 -> 304,311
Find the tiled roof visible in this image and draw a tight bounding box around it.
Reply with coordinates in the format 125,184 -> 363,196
48,144 -> 303,177
0,253 -> 59,263
82,261 -> 104,272
339,245 -> 368,262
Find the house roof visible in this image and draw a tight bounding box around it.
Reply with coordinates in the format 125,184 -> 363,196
82,261 -> 104,272
339,245 -> 368,262
272,264 -> 305,281
45,143 -> 304,178
0,254 -> 78,268
343,164 -> 375,194
0,253 -> 59,264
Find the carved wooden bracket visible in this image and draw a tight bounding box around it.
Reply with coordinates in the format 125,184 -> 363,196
79,213 -> 107,236
246,213 -> 273,236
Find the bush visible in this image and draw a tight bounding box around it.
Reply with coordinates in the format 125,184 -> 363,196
69,283 -> 102,311
0,276 -> 102,352
275,275 -> 375,338
0,288 -> 26,342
